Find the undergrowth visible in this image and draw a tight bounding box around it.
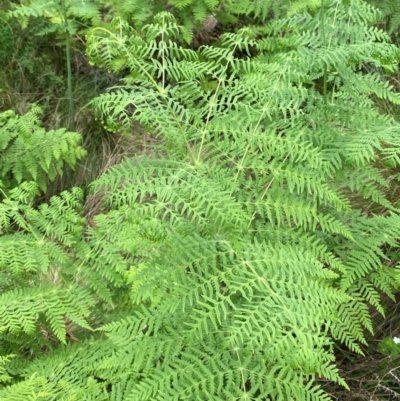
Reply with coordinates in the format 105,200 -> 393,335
0,1 -> 400,400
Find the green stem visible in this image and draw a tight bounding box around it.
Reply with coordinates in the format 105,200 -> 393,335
61,0 -> 75,131
321,0 -> 328,105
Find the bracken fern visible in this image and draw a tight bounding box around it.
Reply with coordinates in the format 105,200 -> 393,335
1,1 -> 400,400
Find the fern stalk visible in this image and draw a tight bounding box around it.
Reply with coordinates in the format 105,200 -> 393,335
61,0 -> 75,131
320,0 -> 328,105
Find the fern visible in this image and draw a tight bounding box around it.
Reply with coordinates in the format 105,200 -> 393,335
81,5 -> 400,399
0,106 -> 86,191
1,1 -> 400,400
366,0 -> 400,35
7,0 -> 102,33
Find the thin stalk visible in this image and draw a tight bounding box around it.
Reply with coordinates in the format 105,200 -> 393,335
321,0 -> 328,105
61,0 -> 75,131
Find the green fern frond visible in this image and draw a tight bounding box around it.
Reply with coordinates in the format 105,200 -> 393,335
0,107 -> 86,192
367,0 -> 400,34
7,0 -> 103,32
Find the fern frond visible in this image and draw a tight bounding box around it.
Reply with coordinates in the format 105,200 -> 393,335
0,107 -> 86,191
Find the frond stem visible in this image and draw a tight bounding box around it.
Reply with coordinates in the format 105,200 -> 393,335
246,153 -> 290,230
161,15 -> 166,91
61,0 -> 75,131
233,67 -> 286,183
197,41 -> 240,163
321,0 -> 328,105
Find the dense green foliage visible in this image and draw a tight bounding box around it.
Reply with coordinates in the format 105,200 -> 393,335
0,106 -> 86,190
1,0 -> 400,400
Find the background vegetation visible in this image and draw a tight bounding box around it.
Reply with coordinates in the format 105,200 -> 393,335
1,0 -> 400,399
